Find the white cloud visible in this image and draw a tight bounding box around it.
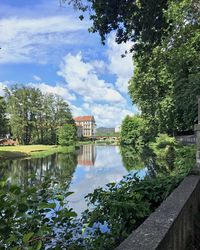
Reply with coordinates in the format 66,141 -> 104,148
58,52 -> 125,103
90,103 -> 136,127
91,60 -> 106,73
70,101 -> 137,127
33,75 -> 41,81
30,82 -> 76,101
107,34 -> 134,93
0,16 -> 89,64
71,104 -> 85,117
0,82 -> 7,96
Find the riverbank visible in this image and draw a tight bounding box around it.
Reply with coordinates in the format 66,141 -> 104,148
77,140 -> 120,146
0,145 -> 76,160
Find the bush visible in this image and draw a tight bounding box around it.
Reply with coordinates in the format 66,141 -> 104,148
57,124 -> 76,146
120,115 -> 147,151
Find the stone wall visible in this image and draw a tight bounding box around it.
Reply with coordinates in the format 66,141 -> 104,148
176,135 -> 196,145
116,175 -> 200,250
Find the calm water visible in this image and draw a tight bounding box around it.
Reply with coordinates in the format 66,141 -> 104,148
0,144 -> 147,214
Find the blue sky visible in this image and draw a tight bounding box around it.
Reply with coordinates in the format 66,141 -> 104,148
0,0 -> 137,127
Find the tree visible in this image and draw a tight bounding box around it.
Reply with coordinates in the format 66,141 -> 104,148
129,0 -> 200,134
57,124 -> 76,146
5,86 -> 42,144
121,115 -> 147,151
5,86 -> 74,145
0,96 -> 8,138
65,0 -> 169,56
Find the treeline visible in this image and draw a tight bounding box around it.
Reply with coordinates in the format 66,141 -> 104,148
129,0 -> 200,136
0,86 -> 75,145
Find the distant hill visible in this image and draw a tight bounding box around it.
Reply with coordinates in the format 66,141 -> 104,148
96,127 -> 117,136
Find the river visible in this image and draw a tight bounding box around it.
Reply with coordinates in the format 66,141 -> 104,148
0,144 -> 147,215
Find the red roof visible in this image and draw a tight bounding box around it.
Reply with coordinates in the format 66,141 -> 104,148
74,116 -> 94,122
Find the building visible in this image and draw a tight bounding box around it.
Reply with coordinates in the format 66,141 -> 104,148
76,125 -> 83,138
115,125 -> 121,133
74,116 -> 96,138
77,144 -> 96,166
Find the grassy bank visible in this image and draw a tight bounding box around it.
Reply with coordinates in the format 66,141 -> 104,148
0,145 -> 76,160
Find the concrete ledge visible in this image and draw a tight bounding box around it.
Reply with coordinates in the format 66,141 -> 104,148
116,175 -> 200,250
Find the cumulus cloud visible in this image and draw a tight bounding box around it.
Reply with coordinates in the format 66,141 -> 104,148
107,34 -> 134,93
0,82 -> 7,96
90,103 -> 136,127
57,52 -> 125,103
30,82 -> 76,101
0,15 -> 89,64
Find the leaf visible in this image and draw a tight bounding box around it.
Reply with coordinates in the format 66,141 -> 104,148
55,194 -> 64,201
6,234 -> 17,243
39,202 -> 56,210
23,232 -> 34,244
63,210 -> 77,218
65,191 -> 74,197
35,240 -> 42,250
18,203 -> 29,212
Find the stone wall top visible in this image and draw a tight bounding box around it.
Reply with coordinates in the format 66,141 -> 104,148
115,175 -> 200,250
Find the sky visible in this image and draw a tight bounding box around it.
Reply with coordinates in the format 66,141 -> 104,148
0,0 -> 138,128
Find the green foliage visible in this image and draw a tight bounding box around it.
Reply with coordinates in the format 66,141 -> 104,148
58,124 -> 77,146
66,0 -> 169,56
121,115 -> 147,151
129,0 -> 200,134
82,174 -> 184,249
149,134 -> 178,172
174,145 -> 196,174
150,134 -> 177,151
0,176 -> 77,249
5,86 -> 74,145
120,146 -> 144,171
0,96 -> 8,138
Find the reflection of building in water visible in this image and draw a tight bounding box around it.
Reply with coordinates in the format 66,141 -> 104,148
77,144 -> 96,166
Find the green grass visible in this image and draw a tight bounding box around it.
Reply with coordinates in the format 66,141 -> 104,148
0,145 -> 76,160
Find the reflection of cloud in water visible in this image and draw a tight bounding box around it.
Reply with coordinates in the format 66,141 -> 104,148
115,146 -> 120,154
67,145 -> 146,215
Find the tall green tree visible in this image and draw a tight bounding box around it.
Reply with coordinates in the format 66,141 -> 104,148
5,86 -> 42,144
0,96 -> 8,138
57,124 -> 76,146
121,115 -> 147,151
129,0 -> 200,134
5,86 -> 74,145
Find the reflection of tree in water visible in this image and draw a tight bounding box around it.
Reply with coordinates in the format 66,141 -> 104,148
120,146 -> 145,172
0,152 -> 77,188
120,146 -> 176,177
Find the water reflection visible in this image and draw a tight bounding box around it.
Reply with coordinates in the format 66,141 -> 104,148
0,153 -> 77,188
68,145 -> 133,214
0,144 -> 147,215
77,144 -> 97,166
